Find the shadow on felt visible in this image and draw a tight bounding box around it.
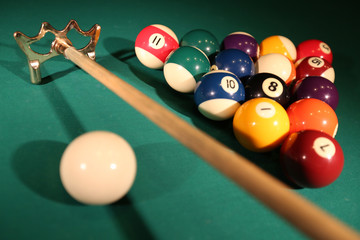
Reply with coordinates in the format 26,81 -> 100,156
1,40 -> 79,85
11,140 -> 156,239
106,141 -> 198,240
101,37 -> 197,119
11,140 -> 80,205
108,196 -> 155,240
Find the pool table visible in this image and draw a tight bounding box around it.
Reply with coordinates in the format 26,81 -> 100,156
1,0 -> 359,239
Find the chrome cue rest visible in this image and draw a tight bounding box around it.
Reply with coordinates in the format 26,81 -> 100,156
14,20 -> 100,84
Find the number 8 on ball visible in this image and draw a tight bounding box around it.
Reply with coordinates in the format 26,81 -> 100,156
245,73 -> 290,108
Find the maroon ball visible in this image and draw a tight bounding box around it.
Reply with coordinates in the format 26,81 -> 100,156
280,130 -> 344,188
293,76 -> 339,110
295,56 -> 335,82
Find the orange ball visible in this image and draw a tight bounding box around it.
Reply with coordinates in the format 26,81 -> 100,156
286,98 -> 338,137
233,98 -> 290,152
260,35 -> 297,62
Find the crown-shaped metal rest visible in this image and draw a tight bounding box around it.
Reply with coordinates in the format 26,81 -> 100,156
14,20 -> 101,84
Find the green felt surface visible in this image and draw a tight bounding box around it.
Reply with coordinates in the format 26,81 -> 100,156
1,0 -> 359,239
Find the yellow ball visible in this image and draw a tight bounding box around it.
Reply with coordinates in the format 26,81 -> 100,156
260,35 -> 297,62
233,98 -> 290,152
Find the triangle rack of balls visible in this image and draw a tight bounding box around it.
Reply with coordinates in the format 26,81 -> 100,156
135,24 -> 342,189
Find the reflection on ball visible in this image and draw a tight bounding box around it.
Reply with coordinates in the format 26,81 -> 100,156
60,131 -> 137,205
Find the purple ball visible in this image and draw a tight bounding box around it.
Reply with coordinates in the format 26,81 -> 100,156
294,76 -> 339,110
222,32 -> 259,61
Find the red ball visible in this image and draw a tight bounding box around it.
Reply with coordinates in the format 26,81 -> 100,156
280,130 -> 344,188
135,24 -> 179,69
286,98 -> 338,137
295,56 -> 335,82
296,39 -> 333,64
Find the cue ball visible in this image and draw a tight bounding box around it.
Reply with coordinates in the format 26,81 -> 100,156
60,131 -> 137,205
280,130 -> 344,188
135,24 -> 179,69
233,97 -> 290,152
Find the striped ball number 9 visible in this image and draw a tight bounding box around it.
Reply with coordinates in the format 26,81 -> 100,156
295,56 -> 335,82
309,57 -> 325,68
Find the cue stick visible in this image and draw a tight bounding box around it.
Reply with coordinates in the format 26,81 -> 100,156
59,40 -> 359,240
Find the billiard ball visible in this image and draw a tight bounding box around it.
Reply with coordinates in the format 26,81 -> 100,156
255,53 -> 296,85
211,49 -> 255,82
286,98 -> 338,137
60,131 -> 137,205
163,46 -> 210,93
222,32 -> 260,61
293,76 -> 339,110
296,39 -> 333,64
180,29 -> 220,62
280,130 -> 344,188
295,56 -> 335,82
260,35 -> 297,62
233,97 -> 290,152
135,24 -> 179,69
194,70 -> 245,120
245,73 -> 290,107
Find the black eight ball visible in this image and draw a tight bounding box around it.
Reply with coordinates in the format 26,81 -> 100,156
245,72 -> 290,108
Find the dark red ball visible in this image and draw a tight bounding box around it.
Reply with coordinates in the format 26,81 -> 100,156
295,56 -> 335,82
280,130 -> 344,188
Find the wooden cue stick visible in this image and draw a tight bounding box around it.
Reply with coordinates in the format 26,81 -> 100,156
63,45 -> 360,240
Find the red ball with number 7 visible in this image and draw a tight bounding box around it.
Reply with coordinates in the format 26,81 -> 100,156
280,130 -> 344,188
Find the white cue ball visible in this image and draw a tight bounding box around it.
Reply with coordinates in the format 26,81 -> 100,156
60,131 -> 137,205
